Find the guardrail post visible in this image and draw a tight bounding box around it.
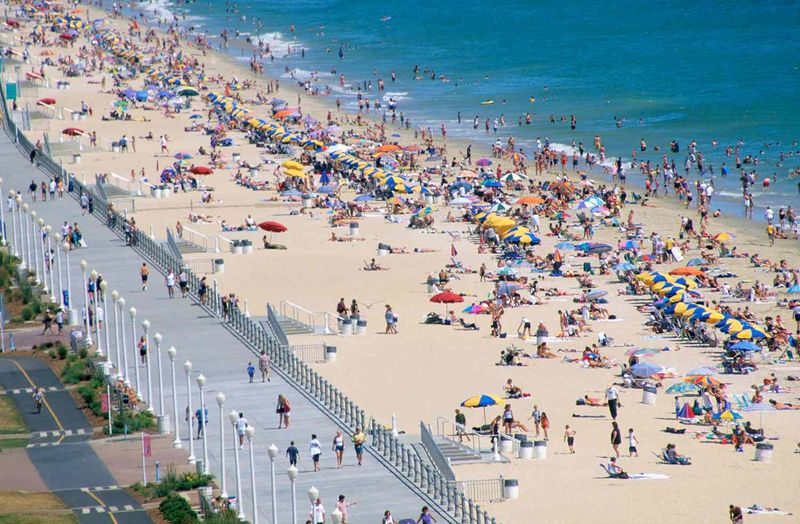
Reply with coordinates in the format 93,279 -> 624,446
426,466 -> 435,495
414,455 -> 421,484
400,445 -> 408,474
460,493 -> 468,523
474,506 -> 482,524
388,435 -> 395,462
468,500 -> 475,524
359,409 -> 365,430
438,474 -> 447,505
394,440 -> 401,467
447,483 -> 456,513
370,418 -> 377,447
432,470 -> 440,500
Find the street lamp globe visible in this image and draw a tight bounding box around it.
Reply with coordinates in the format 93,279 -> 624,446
196,373 -> 206,388
307,486 -> 319,503
245,426 -> 255,440
216,392 -> 225,407
267,443 -> 278,459
99,281 -> 108,292
128,306 -> 137,319
90,269 -> 98,280
79,259 -> 87,270
228,410 -> 239,425
167,346 -> 176,362
287,465 -> 298,481
153,332 -> 162,344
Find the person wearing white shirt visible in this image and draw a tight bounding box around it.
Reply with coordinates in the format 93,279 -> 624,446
309,434 -> 322,471
309,498 -> 325,524
605,385 -> 619,420
236,413 -> 248,449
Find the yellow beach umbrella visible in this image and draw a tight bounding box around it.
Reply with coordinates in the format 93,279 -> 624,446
282,160 -> 303,170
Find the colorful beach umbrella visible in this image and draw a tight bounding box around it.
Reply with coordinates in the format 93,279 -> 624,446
666,382 -> 701,395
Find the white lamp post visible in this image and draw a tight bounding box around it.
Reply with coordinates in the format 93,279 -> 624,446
111,291 -> 122,378
246,426 -> 258,524
196,373 -> 208,473
53,232 -> 64,308
16,198 -> 26,268
307,486 -> 319,505
79,260 -> 92,346
142,319 -> 153,412
216,392 -> 227,499
89,270 -> 101,357
8,191 -> 18,258
230,410 -> 245,521
287,465 -> 298,524
331,508 -> 343,524
267,444 -> 278,524
37,218 -> 47,293
44,224 -> 55,301
29,210 -> 39,284
167,347 -> 181,448
62,241 -> 72,316
118,297 -> 129,385
129,306 -> 140,398
153,333 -> 165,416
99,281 -> 110,365
0,180 -> 7,247
184,360 -> 195,464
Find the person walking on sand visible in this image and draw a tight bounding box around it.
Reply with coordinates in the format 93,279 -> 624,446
529,405 -> 542,437
540,412 -> 550,440
332,430 -> 345,468
729,505 -> 744,523
610,421 -> 622,458
605,384 -> 620,420
385,304 -> 397,334
259,350 -> 271,382
628,428 -> 639,457
564,425 -> 576,453
140,263 -> 149,291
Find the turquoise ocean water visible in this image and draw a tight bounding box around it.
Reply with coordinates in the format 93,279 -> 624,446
140,0 -> 800,215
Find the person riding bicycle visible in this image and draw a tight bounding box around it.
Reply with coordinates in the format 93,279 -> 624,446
32,387 -> 45,414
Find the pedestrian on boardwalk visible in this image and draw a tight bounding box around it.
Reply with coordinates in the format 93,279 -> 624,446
276,394 -> 291,428
336,495 -> 355,523
246,362 -> 255,383
138,335 -> 148,365
195,405 -> 208,439
165,269 -> 176,298
178,268 -> 188,298
236,412 -> 248,449
309,498 -> 325,524
611,421 -> 622,458
352,427 -> 367,466
564,425 -> 576,453
309,434 -> 322,471
286,441 -> 299,466
55,309 -> 64,334
332,431 -> 345,468
382,510 -> 396,524
140,263 -> 149,291
416,506 -> 437,523
259,350 -> 271,382
198,277 -> 208,305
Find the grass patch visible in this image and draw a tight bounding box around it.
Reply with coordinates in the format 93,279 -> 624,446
0,438 -> 29,451
0,492 -> 66,513
0,514 -> 77,524
0,397 -> 26,434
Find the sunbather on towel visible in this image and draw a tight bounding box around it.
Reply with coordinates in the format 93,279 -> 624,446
769,399 -> 800,410
583,395 -> 607,407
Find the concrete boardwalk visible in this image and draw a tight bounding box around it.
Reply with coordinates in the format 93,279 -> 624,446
0,136 -> 432,523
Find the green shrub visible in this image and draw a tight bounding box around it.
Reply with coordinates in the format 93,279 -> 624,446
47,349 -> 56,359
57,345 -> 68,360
78,347 -> 88,359
62,357 -> 92,384
19,281 -> 33,302
20,305 -> 34,321
159,494 -> 199,524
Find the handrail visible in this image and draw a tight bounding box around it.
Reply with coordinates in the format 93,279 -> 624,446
420,421 -> 456,481
178,225 -> 209,252
266,303 -> 289,347
165,228 -> 184,261
0,70 -> 499,524
435,416 -> 516,461
279,300 -> 315,328
106,172 -> 146,196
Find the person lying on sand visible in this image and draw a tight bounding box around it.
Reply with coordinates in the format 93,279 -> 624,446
583,395 -> 607,406
330,232 -> 365,242
769,399 -> 800,410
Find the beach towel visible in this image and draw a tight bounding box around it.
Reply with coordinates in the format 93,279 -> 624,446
744,505 -> 792,516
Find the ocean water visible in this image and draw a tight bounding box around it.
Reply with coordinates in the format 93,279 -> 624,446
138,0 -> 800,214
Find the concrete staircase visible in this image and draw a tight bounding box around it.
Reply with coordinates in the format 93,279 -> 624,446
275,315 -> 314,335
173,237 -> 206,255
430,435 -> 482,465
96,182 -> 130,199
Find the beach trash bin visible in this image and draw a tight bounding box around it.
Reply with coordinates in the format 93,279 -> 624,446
518,440 -> 533,460
232,240 -> 243,254
513,433 -> 528,443
302,194 -> 312,208
499,436 -> 513,454
195,459 -> 205,475
242,240 -> 253,254
754,443 -> 773,462
152,186 -> 162,199
73,153 -> 81,164
213,259 -> 225,273
356,319 -> 367,335
642,384 -> 657,405
503,479 -> 519,500
535,328 -> 549,346
340,318 -> 353,335
111,141 -> 120,153
533,440 -> 548,460
157,414 -> 171,435
249,167 -> 259,177
336,316 -> 344,332
232,152 -> 241,163
325,345 -> 337,363
424,194 -> 434,205
162,186 -> 171,198
71,111 -> 80,121
349,221 -> 359,237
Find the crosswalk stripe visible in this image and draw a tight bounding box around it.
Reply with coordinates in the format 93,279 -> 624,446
109,506 -> 118,512
48,386 -> 57,391
123,505 -> 134,511
81,508 -> 90,515
38,431 -> 47,437
12,389 -> 19,394
64,430 -> 72,436
77,428 -> 86,435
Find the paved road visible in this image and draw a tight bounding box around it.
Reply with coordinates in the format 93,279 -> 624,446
0,123 -> 438,522
0,357 -> 149,523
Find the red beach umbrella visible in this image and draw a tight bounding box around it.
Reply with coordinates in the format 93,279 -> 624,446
430,291 -> 464,317
258,221 -> 287,233
62,127 -> 85,136
37,98 -> 56,106
190,166 -> 213,175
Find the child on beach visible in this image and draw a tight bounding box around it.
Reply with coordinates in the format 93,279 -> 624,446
628,428 -> 639,457
246,362 -> 255,383
564,425 -> 576,453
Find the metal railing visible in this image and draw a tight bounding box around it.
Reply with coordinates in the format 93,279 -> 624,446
436,417 -> 515,462
0,75 -> 500,524
180,258 -> 216,275
266,303 -> 290,347
165,228 -> 184,262
421,421 -> 456,481
279,300 -> 340,335
179,225 -> 209,252
289,344 -> 326,363
449,479 -> 505,503
105,172 -> 145,196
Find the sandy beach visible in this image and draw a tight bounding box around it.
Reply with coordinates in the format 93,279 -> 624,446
3,1 -> 800,522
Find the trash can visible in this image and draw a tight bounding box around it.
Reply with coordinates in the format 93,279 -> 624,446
499,436 -> 513,454
325,345 -> 337,363
642,384 -> 657,405
241,240 -> 253,254
157,414 -> 171,435
232,240 -> 243,254
111,142 -> 120,153
162,186 -> 171,198
503,479 -> 519,500
513,433 -> 528,443
71,111 -> 81,121
336,316 -> 344,332
67,307 -> 78,325
73,153 -> 81,164
535,328 -> 549,346
424,194 -> 434,205
349,221 -> 359,237
232,152 -> 241,163
195,459 -> 204,475
249,167 -> 259,177
214,258 -> 225,273
533,440 -> 547,460
152,186 -> 162,199
355,319 -> 367,335
518,440 -> 533,460
340,318 -> 353,335
754,443 -> 773,462
426,275 -> 437,293
302,195 -> 312,208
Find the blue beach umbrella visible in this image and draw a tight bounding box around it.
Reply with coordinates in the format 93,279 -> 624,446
730,341 -> 760,352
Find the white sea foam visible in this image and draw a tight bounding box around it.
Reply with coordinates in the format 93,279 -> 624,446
383,91 -> 410,102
